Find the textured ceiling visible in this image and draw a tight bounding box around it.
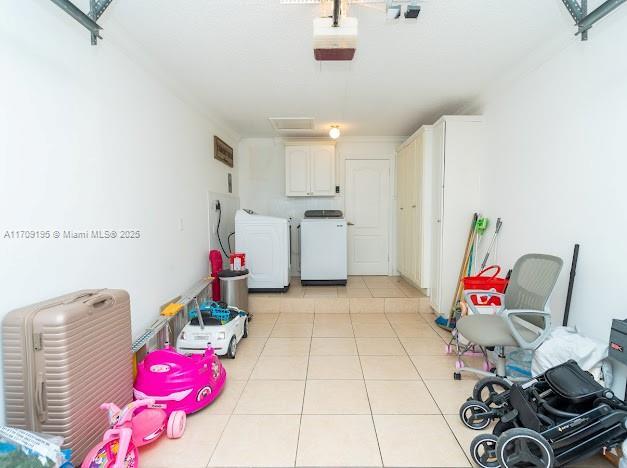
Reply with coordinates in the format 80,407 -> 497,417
105,0 -> 570,137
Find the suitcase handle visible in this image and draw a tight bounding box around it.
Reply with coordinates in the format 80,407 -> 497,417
84,294 -> 115,309
35,373 -> 47,423
62,291 -> 101,305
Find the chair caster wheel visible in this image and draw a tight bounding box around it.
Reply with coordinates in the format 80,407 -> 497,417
454,372 -> 462,380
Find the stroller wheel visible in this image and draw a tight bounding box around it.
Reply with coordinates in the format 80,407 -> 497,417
496,428 -> 554,468
455,359 -> 465,369
445,344 -> 452,354
460,400 -> 492,430
473,377 -> 511,409
470,434 -> 500,468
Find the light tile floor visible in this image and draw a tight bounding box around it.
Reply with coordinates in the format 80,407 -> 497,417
140,277 -> 613,468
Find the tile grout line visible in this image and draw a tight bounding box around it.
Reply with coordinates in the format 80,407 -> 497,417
353,311 -> 385,467
442,411 -> 475,467
397,309 -> 473,467
293,312 -> 313,468
205,308 -> 277,467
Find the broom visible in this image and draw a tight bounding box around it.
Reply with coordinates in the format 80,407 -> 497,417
435,213 -> 479,330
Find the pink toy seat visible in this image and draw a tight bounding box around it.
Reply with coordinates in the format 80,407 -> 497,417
131,409 -> 166,446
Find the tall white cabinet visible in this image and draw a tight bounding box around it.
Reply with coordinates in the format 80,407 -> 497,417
285,143 -> 336,197
396,126 -> 432,289
429,116 -> 483,315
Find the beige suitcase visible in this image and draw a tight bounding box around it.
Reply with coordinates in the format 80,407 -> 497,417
2,289 -> 133,464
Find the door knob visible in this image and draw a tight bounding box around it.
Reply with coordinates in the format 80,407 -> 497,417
347,222 -> 354,226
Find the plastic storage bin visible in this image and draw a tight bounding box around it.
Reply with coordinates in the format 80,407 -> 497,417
506,348 -> 533,378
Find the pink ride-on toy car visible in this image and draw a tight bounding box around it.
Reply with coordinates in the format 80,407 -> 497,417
133,344 -> 226,415
82,398 -> 185,468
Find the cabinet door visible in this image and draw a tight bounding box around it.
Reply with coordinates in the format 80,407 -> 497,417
397,147 -> 407,276
418,126 -> 433,290
285,146 -> 311,196
406,140 -> 418,284
310,145 -> 335,196
430,121 -> 446,313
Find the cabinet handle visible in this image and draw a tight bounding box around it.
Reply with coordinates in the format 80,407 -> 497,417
411,205 -> 416,208
400,207 -> 404,210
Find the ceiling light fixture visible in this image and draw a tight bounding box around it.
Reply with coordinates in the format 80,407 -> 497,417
329,125 -> 341,139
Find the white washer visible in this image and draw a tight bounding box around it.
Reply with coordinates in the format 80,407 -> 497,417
235,210 -> 291,292
300,211 -> 347,286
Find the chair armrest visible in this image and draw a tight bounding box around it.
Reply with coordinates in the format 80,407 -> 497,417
502,309 -> 551,350
463,290 -> 505,315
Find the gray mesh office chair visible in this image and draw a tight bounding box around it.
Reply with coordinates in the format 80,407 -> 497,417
456,253 -> 563,379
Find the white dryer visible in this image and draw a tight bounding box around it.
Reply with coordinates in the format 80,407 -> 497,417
235,209 -> 291,292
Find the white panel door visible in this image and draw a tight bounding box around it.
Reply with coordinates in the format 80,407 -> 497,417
285,146 -> 310,196
310,145 -> 335,196
345,159 -> 390,275
430,121 -> 446,313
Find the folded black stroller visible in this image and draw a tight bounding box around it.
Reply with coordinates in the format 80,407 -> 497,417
458,360 -> 627,467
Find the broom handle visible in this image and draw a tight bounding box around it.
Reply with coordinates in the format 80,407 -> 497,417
449,214 -> 478,318
480,218 -> 502,270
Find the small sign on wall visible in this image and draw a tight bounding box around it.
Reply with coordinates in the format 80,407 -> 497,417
214,136 -> 233,167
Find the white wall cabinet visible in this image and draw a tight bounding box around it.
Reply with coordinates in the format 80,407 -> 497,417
285,143 -> 336,196
429,116 -> 483,316
396,126 -> 432,290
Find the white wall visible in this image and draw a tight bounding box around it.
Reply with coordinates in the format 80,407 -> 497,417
0,1 -> 239,422
208,192 -> 240,267
471,12 -> 627,391
238,137 -> 402,275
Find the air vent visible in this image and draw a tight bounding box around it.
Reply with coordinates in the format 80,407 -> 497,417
269,117 -> 315,131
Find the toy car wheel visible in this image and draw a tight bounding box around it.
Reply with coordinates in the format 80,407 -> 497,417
167,410 -> 186,439
473,377 -> 512,409
227,336 -> 237,358
496,428 -> 554,468
243,318 -> 249,339
470,434 -> 500,468
460,400 -> 492,430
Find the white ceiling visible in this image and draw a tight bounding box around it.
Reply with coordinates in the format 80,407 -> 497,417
105,0 -> 572,137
